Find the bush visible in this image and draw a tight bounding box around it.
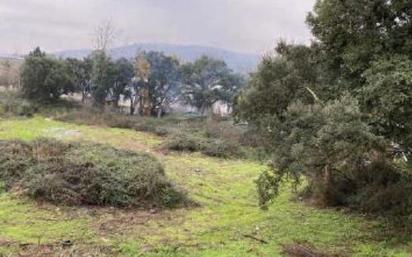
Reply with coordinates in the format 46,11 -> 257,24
57,108 -> 261,159
0,92 -> 37,117
0,139 -> 187,208
342,160 -> 412,216
154,127 -> 170,137
255,95 -> 412,217
201,139 -> 243,158
57,108 -> 177,137
163,132 -> 243,158
164,132 -> 205,152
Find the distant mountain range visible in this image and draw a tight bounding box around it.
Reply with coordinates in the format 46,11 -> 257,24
0,53 -> 24,61
56,43 -> 260,74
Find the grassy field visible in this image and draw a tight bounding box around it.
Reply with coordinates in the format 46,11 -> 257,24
0,116 -> 411,256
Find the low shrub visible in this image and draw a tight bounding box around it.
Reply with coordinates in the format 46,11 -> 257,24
57,108 -> 177,137
201,139 -> 243,158
58,108 -> 266,159
0,91 -> 37,117
343,160 -> 412,216
163,132 -> 243,158
0,139 -> 188,208
154,127 -> 170,137
164,132 -> 205,152
57,108 -> 130,128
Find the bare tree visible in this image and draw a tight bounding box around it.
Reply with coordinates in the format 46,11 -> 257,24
94,20 -> 116,52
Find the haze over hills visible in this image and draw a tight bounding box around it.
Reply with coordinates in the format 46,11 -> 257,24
56,43 -> 261,73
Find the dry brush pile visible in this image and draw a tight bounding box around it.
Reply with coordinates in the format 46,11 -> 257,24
0,139 -> 188,208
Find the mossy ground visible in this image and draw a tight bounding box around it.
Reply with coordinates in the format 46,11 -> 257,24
0,116 -> 411,256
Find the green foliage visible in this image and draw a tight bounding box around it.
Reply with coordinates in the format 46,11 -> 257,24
236,0 -> 412,217
164,132 -> 243,158
57,107 -> 256,158
181,56 -> 244,114
112,58 -> 134,105
20,47 -> 74,103
235,42 -> 324,124
65,57 -> 93,102
201,139 -> 243,158
307,0 -> 412,89
90,50 -> 115,106
0,139 -> 187,208
0,91 -> 37,117
256,95 -> 412,216
361,55 -> 412,147
164,132 -> 204,152
0,116 -> 410,256
125,51 -> 181,116
307,0 -> 412,145
144,51 -> 181,114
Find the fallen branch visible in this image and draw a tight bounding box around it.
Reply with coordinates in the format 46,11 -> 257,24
243,234 -> 268,244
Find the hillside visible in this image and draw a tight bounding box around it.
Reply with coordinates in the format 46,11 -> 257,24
0,112 -> 407,256
56,43 -> 260,73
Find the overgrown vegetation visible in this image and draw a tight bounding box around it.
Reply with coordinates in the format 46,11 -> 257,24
163,132 -> 244,158
20,48 -> 75,103
0,117 -> 409,256
55,106 -> 261,159
0,139 -> 187,208
236,0 -> 412,217
19,44 -> 245,117
0,91 -> 37,117
255,95 -> 412,216
3,0 -> 412,255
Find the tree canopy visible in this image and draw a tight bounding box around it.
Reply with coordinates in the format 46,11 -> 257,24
236,0 -> 412,215
180,56 -> 244,114
21,47 -> 74,103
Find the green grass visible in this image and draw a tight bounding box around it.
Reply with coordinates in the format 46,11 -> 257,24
0,116 -> 411,256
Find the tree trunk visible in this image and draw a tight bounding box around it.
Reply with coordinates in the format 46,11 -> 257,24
323,164 -> 333,205
200,103 -> 210,116
113,100 -> 119,109
157,107 -> 162,119
81,91 -> 86,103
129,98 -> 135,115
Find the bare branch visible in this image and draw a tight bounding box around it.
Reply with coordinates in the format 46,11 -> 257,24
94,20 -> 116,52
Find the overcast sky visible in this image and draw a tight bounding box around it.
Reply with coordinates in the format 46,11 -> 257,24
0,0 -> 316,55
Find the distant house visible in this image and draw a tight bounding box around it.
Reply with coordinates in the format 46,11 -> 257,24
169,100 -> 231,116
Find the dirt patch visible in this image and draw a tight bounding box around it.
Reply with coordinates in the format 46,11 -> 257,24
282,242 -> 347,257
0,240 -> 113,257
44,127 -> 82,139
92,208 -> 179,236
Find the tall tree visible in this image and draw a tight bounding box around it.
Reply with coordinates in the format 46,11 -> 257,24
20,47 -> 74,103
65,57 -> 92,103
361,55 -> 412,147
128,51 -> 181,117
237,1 -> 412,215
111,58 -> 134,108
307,0 -> 412,147
235,42 -> 323,125
90,50 -> 115,106
144,51 -> 181,117
180,56 -> 244,115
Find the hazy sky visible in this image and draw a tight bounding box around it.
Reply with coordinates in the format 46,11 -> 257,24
0,0 -> 316,55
